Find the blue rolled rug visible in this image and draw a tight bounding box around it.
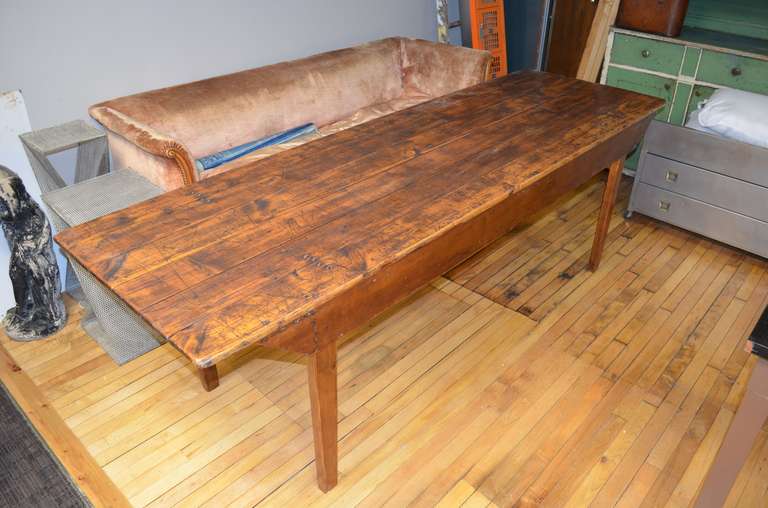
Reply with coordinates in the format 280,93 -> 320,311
195,123 -> 318,171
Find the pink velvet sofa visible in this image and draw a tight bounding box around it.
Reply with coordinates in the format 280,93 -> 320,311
89,37 -> 492,190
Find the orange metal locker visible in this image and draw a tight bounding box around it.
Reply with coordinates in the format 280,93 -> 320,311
468,0 -> 508,78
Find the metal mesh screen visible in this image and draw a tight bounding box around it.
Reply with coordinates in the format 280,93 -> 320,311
43,169 -> 165,364
67,256 -> 163,363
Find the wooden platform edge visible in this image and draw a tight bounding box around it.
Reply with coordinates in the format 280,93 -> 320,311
0,341 -> 131,508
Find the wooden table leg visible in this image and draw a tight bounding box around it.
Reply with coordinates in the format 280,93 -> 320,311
197,365 -> 219,391
693,358 -> 768,507
589,158 -> 624,271
308,341 -> 338,492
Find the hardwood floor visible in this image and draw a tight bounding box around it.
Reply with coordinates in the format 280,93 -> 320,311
2,174 -> 768,507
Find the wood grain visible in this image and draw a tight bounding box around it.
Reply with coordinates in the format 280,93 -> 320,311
308,341 -> 338,492
577,0 -> 621,82
54,71 -> 662,492
590,158 -> 625,270
56,71 -> 662,371
197,365 -> 219,392
3,178 -> 768,505
0,337 -> 130,508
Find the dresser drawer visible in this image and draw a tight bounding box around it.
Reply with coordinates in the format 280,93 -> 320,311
611,33 -> 685,75
643,121 -> 768,188
697,50 -> 768,95
632,183 -> 768,258
605,67 -> 674,121
640,154 -> 768,222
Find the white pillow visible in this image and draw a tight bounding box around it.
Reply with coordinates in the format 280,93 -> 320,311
685,108 -> 719,136
696,88 -> 768,149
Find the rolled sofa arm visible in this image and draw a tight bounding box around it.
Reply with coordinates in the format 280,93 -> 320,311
89,106 -> 197,189
400,39 -> 493,98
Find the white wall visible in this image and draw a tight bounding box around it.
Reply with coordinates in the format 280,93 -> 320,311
0,0 -> 437,129
0,0 -> 436,313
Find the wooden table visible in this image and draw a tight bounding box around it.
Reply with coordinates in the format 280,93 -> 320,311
55,71 -> 662,491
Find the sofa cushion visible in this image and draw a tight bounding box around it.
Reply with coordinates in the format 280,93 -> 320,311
91,38 -> 404,161
89,37 -> 491,190
202,94 -> 432,178
318,94 -> 432,135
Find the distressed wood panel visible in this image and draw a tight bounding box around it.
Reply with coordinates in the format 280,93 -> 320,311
3,178 -> 768,506
56,71 -> 662,370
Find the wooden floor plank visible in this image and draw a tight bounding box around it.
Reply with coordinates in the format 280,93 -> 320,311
0,342 -> 130,507
2,175 -> 767,507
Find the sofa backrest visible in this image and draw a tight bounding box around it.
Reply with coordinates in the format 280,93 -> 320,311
91,38 -> 405,159
401,39 -> 493,99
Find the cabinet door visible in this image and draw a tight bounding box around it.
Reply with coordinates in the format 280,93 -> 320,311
605,67 -> 675,120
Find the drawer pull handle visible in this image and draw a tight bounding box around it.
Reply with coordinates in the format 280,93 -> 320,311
641,49 -> 651,58
731,67 -> 742,77
666,171 -> 678,182
659,201 -> 671,212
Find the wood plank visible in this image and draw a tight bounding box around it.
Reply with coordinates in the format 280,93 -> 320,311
589,159 -> 624,270
0,342 -> 130,507
308,341 -> 338,491
576,0 -> 621,82
56,72 -> 662,372
1,176 -> 766,506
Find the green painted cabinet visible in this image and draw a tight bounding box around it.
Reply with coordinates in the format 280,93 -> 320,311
610,34 -> 685,75
605,67 -> 674,120
697,50 -> 768,94
601,27 -> 768,171
686,0 -> 768,40
686,85 -> 715,113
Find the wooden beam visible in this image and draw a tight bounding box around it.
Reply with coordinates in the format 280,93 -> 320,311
197,364 -> 220,391
589,158 -> 624,271
576,0 -> 621,82
0,342 -> 130,508
308,341 -> 338,491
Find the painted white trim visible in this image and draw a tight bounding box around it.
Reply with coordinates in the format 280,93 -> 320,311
606,62 -> 677,80
600,31 -> 615,85
667,81 -> 680,122
605,63 -> 737,93
611,27 -> 768,62
681,47 -> 707,122
680,45 -> 688,77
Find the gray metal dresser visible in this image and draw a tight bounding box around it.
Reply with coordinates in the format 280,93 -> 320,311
627,120 -> 768,258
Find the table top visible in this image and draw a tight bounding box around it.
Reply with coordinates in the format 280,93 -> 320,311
56,71 -> 663,367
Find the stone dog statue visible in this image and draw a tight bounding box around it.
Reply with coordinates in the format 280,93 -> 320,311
0,165 -> 66,340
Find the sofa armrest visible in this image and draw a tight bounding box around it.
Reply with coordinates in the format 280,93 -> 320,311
89,105 -> 198,188
400,39 -> 492,98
